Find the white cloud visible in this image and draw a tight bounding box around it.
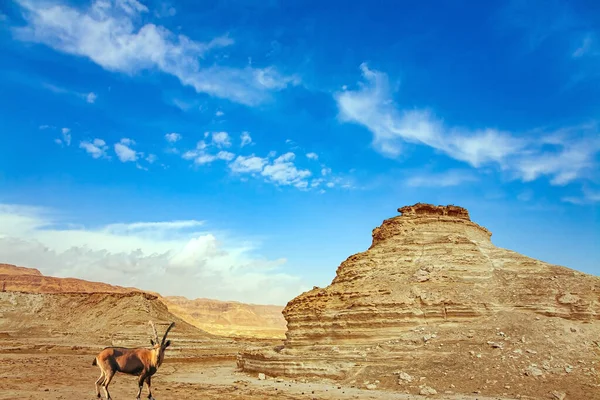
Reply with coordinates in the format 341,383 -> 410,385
404,170 -> 478,188
210,131 -> 231,148
55,127 -> 72,146
215,110 -> 225,117
306,152 -> 318,160
229,154 -> 268,173
194,154 -> 216,165
14,0 -> 299,106
336,63 -> 600,185
146,154 -> 158,163
86,92 -> 97,103
114,138 -> 139,162
321,167 -> 331,176
165,132 -> 181,143
0,203 -> 306,304
240,131 -> 252,147
216,151 -> 235,161
260,153 -> 312,188
80,138 -> 108,159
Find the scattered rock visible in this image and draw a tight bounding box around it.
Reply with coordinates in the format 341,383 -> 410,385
419,386 -> 437,396
365,384 -> 377,390
565,365 -> 573,373
525,365 -> 544,377
395,371 -> 413,383
551,390 -> 567,400
258,373 -> 266,380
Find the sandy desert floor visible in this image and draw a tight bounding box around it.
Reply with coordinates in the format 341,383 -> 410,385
0,350 -> 523,400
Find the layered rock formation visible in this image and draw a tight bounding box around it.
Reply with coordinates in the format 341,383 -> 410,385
239,203 -> 600,399
163,296 -> 286,339
0,264 -> 210,348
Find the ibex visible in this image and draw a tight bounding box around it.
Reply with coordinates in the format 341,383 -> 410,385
92,321 -> 175,399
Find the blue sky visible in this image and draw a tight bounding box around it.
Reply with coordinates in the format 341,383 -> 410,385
0,0 -> 598,304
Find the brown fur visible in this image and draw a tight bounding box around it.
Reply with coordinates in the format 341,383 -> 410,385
92,321 -> 174,400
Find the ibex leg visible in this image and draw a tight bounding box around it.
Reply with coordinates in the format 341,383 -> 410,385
146,376 -> 154,400
136,374 -> 147,399
102,371 -> 115,400
95,372 -> 105,398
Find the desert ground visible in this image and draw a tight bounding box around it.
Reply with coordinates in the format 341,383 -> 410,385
0,347 -> 516,400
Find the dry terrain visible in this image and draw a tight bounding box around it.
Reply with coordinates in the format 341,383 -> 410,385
2,203 -> 600,399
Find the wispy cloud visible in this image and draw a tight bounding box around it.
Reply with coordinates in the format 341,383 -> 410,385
240,131 -> 252,147
306,152 -> 318,160
14,0 -> 299,106
404,169 -> 478,188
54,127 -> 72,146
0,203 -> 306,304
80,138 -> 109,159
165,132 -> 181,143
41,82 -> 97,104
562,187 -> 600,205
336,64 -> 600,186
572,33 -> 597,58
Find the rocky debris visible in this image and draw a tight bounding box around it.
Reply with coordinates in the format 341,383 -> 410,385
258,373 -> 266,380
238,203 -> 600,399
394,371 -> 413,383
419,385 -> 437,395
365,383 -> 377,390
525,365 -> 544,377
551,391 -> 567,400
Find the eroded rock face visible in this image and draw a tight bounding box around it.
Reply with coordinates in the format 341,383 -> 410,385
239,203 -> 600,398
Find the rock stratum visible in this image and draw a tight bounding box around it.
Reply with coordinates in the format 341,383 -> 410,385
239,203 -> 600,399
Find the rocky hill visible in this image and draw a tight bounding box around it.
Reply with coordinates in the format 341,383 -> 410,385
0,264 -> 212,351
163,296 -> 286,339
0,263 -> 284,343
0,263 -> 146,294
239,203 -> 600,399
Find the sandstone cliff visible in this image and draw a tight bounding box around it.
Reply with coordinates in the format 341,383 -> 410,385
239,203 -> 600,399
163,296 -> 286,339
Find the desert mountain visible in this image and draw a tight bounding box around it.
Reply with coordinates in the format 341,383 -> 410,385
0,263 -> 284,341
163,296 -> 286,339
0,264 -> 210,350
239,203 -> 600,399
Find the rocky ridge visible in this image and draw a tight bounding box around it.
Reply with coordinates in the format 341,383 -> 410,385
163,296 -> 286,339
238,203 -> 600,399
0,263 -> 285,341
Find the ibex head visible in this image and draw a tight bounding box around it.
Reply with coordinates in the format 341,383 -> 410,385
149,321 -> 175,367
